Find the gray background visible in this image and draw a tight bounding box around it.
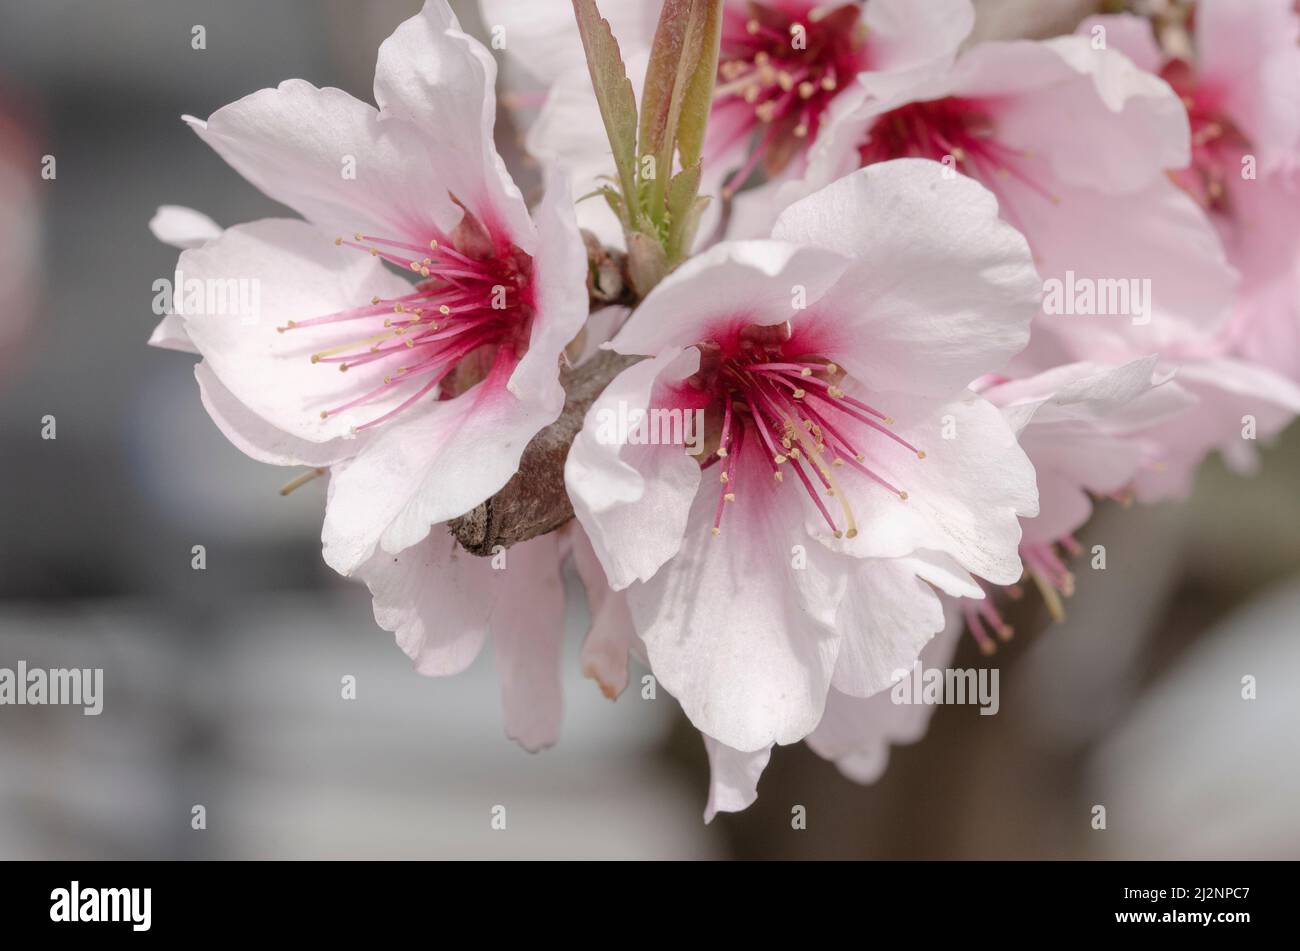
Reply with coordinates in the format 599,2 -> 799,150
0,0 -> 1297,859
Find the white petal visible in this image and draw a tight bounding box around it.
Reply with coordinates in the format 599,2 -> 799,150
356,527 -> 494,676
1075,15 -> 1165,74
773,160 -> 1041,397
858,0 -> 974,97
175,218 -> 419,445
195,361 -> 364,468
187,80 -> 460,243
607,239 -> 850,357
489,533 -> 567,751
626,445 -> 846,752
1134,356 -> 1300,502
830,558 -> 947,698
569,525 -> 641,700
808,603 -> 965,784
702,736 -> 772,823
566,348 -> 704,590
508,166 -> 590,403
960,38 -> 1189,191
321,352 -> 561,575
149,205 -> 221,249
479,0 -> 658,87
525,60 -> 634,249
1010,178 -> 1237,367
372,0 -> 534,245
987,358 -> 1195,544
830,389 -> 1038,586
147,315 -> 196,354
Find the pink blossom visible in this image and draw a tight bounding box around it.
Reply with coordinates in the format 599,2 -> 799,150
566,161 -> 1040,752
965,357 -> 1194,641
744,29 -> 1300,497
1080,2 -> 1300,384
148,1 -> 593,751
149,0 -> 590,578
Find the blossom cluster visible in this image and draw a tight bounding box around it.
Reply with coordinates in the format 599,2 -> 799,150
150,0 -> 1300,820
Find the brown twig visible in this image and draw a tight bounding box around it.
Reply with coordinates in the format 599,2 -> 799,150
448,348 -> 640,554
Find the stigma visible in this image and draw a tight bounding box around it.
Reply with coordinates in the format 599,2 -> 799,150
695,324 -> 925,540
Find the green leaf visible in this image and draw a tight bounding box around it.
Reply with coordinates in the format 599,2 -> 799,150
665,162 -> 703,262
637,0 -> 724,229
674,0 -> 723,170
572,0 -> 640,228
638,0 -> 692,169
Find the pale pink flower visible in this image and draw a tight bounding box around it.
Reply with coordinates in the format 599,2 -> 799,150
1127,355 -> 1300,501
566,161 -> 1040,752
149,0 -> 589,578
147,1 -> 594,751
965,357 -> 1193,642
705,0 -> 975,195
738,34 -> 1238,370
1080,2 -> 1300,383
742,29 -> 1300,495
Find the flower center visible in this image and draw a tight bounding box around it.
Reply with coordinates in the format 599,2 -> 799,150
278,221 -> 534,432
716,1 -> 868,193
860,96 -> 1060,200
691,324 -> 924,539
1160,60 -> 1251,213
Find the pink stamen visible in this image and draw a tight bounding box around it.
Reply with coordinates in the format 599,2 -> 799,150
285,225 -> 534,430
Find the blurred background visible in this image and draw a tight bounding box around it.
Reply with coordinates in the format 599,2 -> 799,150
0,0 -> 1297,860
